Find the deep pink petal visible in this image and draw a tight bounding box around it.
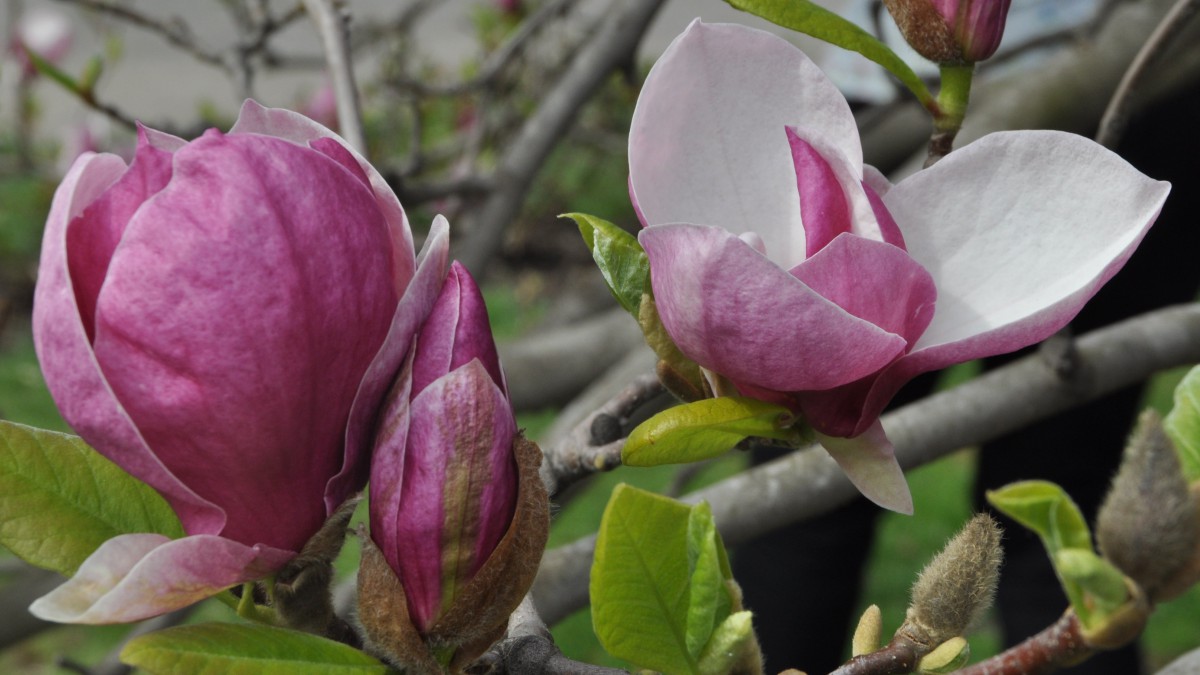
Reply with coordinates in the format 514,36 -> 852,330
629,21 -> 861,269
640,224 -> 907,392
29,533 -> 292,624
33,153 -> 224,536
862,180 -> 906,250
393,361 -> 517,632
369,350 -> 415,581
790,233 -> 935,347
816,421 -> 912,514
91,130 -> 397,551
67,129 -> 175,341
411,261 -> 505,398
230,99 -> 416,293
788,129 -> 852,257
332,217 -> 450,511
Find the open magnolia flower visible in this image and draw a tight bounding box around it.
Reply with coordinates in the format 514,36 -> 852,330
629,21 -> 1170,512
31,101 -> 449,622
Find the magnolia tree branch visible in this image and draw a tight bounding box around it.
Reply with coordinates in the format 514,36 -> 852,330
455,0 -> 668,273
954,611 -> 1090,675
531,303 -> 1200,624
468,596 -> 625,675
1095,0 -> 1200,148
301,0 -> 365,152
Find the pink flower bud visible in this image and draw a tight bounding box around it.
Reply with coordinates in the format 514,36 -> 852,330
884,0 -> 1011,63
10,7 -> 73,77
361,262 -> 548,670
30,100 -> 450,624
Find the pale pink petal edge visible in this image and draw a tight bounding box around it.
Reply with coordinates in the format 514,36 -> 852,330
817,422 -> 913,514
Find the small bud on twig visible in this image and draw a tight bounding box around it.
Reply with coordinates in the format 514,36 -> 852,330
852,605 -> 882,657
1097,410 -> 1200,602
900,513 -> 1003,647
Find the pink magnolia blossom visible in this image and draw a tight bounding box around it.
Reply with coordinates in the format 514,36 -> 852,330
10,7 -> 73,77
30,100 -> 449,623
629,21 -> 1169,512
369,261 -> 517,633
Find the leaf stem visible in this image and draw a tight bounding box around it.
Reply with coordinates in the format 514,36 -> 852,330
925,63 -> 975,167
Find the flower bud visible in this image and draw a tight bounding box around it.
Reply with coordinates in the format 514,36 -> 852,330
361,262 -> 549,672
884,0 -> 1011,63
10,7 -> 73,77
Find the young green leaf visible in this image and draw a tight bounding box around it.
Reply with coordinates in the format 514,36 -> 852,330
697,611 -> 758,675
120,623 -> 388,674
1164,365 -> 1200,481
685,503 -> 733,659
592,484 -> 700,674
623,397 -> 802,467
986,480 -> 1092,552
0,421 -> 183,576
563,212 -> 649,316
724,0 -> 935,109
1052,548 -> 1130,626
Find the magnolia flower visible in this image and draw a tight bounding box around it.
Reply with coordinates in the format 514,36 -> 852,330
10,7 -> 73,77
884,0 -> 1012,63
629,21 -> 1169,512
31,100 -> 449,622
358,262 -> 548,673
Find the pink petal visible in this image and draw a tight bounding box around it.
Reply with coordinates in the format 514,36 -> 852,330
862,180 -> 906,250
34,153 -> 224,536
790,233 -> 935,347
640,224 -> 907,392
67,129 -> 175,341
816,422 -> 913,514
368,350 -> 416,581
91,130 -> 397,551
29,533 -> 292,624
230,99 -> 415,293
411,261 -> 506,398
629,21 -> 861,269
393,361 -> 517,632
788,130 -> 852,257
332,217 -> 450,510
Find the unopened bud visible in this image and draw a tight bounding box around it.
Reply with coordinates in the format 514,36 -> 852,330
883,0 -> 1011,64
1097,410 -> 1200,602
900,514 -> 1002,647
852,605 -> 883,656
916,636 -> 970,674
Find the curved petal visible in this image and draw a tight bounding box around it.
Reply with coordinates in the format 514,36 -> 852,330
629,21 -> 860,269
816,421 -> 912,514
332,216 -> 450,510
790,233 -> 935,347
787,126 -> 884,253
92,131 -> 397,551
640,224 -> 907,392
29,533 -> 292,624
369,349 -> 415,583
230,99 -> 415,293
33,153 -> 225,536
891,130 -> 1170,355
831,130 -> 1172,433
394,361 -> 517,632
67,129 -> 175,341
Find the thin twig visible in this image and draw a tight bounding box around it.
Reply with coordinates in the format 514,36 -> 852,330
468,596 -> 625,674
1095,0 -> 1200,148
956,612 -> 1091,675
52,0 -> 227,68
301,0 -> 365,151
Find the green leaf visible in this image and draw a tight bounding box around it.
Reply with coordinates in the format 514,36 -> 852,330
1052,548 -> 1131,628
120,623 -> 389,674
1164,365 -> 1200,481
724,0 -> 935,109
623,397 -> 801,467
685,503 -> 733,658
985,480 -> 1092,553
697,611 -> 757,675
0,421 -> 183,576
638,294 -> 708,402
592,484 -> 699,674
563,212 -> 649,316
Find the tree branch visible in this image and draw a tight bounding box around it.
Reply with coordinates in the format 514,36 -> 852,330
455,0 -> 668,274
1095,0 -> 1200,148
301,0 -> 365,152
532,303 -> 1200,624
